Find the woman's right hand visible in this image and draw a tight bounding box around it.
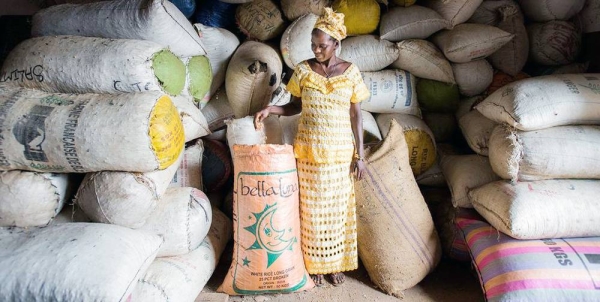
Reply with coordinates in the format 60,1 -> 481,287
253,107 -> 271,130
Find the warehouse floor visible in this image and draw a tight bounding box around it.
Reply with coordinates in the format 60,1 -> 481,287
200,243 -> 484,302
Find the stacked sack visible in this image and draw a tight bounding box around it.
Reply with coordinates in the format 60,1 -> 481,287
0,1 -> 232,301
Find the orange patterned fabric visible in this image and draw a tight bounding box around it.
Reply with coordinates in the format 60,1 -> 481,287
313,7 -> 347,41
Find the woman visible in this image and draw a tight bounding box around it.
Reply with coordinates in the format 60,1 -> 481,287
254,8 -> 370,286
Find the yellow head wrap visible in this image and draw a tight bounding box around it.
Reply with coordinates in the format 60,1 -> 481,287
313,7 -> 347,41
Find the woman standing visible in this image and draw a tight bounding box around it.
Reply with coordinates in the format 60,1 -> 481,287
254,8 -> 370,286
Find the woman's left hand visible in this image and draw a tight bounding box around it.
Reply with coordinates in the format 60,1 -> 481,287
352,159 -> 366,180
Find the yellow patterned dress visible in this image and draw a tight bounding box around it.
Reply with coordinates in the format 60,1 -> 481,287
286,61 -> 370,274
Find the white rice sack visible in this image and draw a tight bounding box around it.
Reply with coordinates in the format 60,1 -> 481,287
424,0 -> 483,27
0,223 -> 162,302
391,39 -> 455,84
489,125 -> 600,181
236,0 -> 287,41
226,116 -> 283,157
269,82 -> 292,107
281,0 -> 329,21
360,69 -> 420,115
528,21 -> 582,66
452,60 -> 493,97
171,95 -> 210,142
132,208 -> 232,302
468,0 -> 523,25
0,171 -> 68,227
140,187 -> 212,257
475,74 -> 600,131
488,5 -> 529,76
575,0 -> 600,34
516,0 -> 586,22
431,23 -> 514,63
31,0 -> 206,57
0,86 -> 184,173
0,36 -> 186,96
281,114 -> 300,145
201,87 -> 235,132
339,35 -> 399,72
226,41 -> 282,119
195,24 -> 240,106
379,6 -> 449,42
75,153 -> 182,229
362,110 -> 382,144
170,139 -> 203,190
456,96 -> 497,156
440,154 -> 500,208
470,179 -> 600,239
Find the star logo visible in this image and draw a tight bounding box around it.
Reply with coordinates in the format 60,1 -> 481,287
242,257 -> 251,267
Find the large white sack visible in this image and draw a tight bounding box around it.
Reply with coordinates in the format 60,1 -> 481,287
362,110 -> 382,144
516,0 -> 586,22
452,60 -> 493,97
379,6 -> 449,42
226,41 -> 282,119
431,23 -> 514,63
281,0 -> 329,21
0,171 -> 69,227
489,125 -> 600,181
575,0 -> 600,33
471,179 -> 600,239
339,35 -> 399,72
456,96 -> 497,156
488,5 -> 529,76
194,24 -> 240,106
392,39 -> 455,84
468,0 -> 523,25
0,223 -> 162,302
201,87 -> 235,132
269,82 -> 292,107
132,208 -> 232,302
226,116 -> 283,157
140,187 -> 212,257
171,95 -> 210,142
0,86 -> 184,173
31,0 -> 206,57
440,154 -> 500,208
0,36 -> 186,96
75,153 -> 182,229
424,0 -> 483,27
49,204 -> 90,225
475,74 -> 600,131
360,69 -> 420,115
170,139 -> 203,190
528,21 -> 582,66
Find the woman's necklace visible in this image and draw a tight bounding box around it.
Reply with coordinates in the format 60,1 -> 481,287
319,57 -> 339,78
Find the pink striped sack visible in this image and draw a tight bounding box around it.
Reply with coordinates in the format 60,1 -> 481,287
457,217 -> 600,301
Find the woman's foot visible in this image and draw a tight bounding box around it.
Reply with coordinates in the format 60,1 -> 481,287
328,272 -> 346,286
311,274 -> 325,287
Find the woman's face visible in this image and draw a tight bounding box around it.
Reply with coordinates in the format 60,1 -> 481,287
311,29 -> 337,63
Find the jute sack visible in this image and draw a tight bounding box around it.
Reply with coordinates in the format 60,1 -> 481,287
362,110 -> 382,144
456,96 -> 497,156
226,116 -> 283,157
451,59 -> 493,97
424,0 -> 483,27
170,139 -> 203,190
468,0 -> 523,25
360,69 -> 420,115
31,0 -> 206,57
226,41 -> 282,119
339,35 -> 399,72
489,125 -> 600,181
471,179 -> 600,239
482,5 -> 529,76
440,154 -> 500,208
0,36 -> 186,96
171,95 -> 210,142
416,162 -> 446,187
0,87 -> 184,173
516,0 -> 586,22
236,0 -> 287,41
379,6 -> 449,42
75,153 -> 182,229
0,171 -> 69,227
333,0 -> 381,35
281,0 -> 329,21
391,39 -> 455,84
0,223 -> 162,302
431,24 -> 514,63
140,187 -> 212,257
376,113 -> 437,176
280,13 -> 342,70
280,114 -> 300,145
575,0 -> 600,34
218,144 -> 314,295
194,24 -> 240,107
475,74 -> 600,131
355,120 -> 441,298
528,21 -> 582,66
416,78 -> 460,113
133,208 -> 232,302
180,55 -> 212,104
201,87 -> 235,132
422,112 -> 457,143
